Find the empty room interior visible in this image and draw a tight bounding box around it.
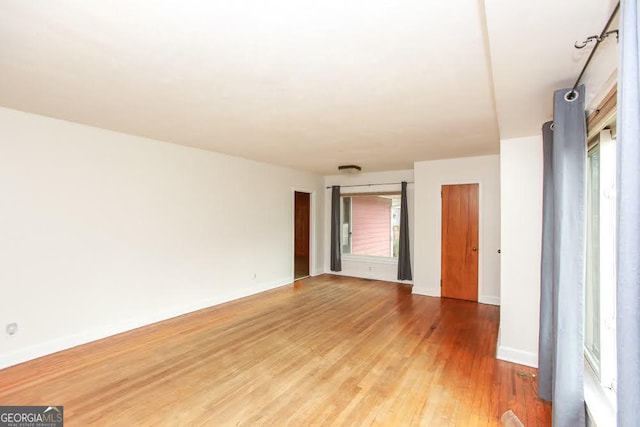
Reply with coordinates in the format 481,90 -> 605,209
1,1 -> 637,426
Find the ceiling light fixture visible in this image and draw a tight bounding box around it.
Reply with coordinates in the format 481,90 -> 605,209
338,165 -> 362,174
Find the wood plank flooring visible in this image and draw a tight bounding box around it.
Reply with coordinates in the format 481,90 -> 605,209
0,275 -> 551,426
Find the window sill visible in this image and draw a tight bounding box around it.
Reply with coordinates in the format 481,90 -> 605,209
342,254 -> 398,265
584,359 -> 616,427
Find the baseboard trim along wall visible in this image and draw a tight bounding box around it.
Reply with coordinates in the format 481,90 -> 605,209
329,270 -> 413,285
0,277 -> 292,370
412,286 -> 440,297
478,296 -> 501,306
496,345 -> 538,368
413,286 -> 500,306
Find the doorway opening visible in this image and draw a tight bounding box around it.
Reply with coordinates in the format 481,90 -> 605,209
294,191 -> 311,280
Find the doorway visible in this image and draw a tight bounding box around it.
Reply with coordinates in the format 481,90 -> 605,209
441,184 -> 479,301
294,191 -> 311,280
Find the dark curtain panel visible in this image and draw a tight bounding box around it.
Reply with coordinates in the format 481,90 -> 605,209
617,1 -> 640,425
397,181 -> 412,280
538,121 -> 555,402
330,185 -> 342,272
537,85 -> 587,426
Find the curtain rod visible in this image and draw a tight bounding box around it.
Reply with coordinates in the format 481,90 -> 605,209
325,182 -> 414,189
568,2 -> 620,99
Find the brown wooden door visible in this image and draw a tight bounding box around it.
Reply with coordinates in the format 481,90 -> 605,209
294,192 -> 310,256
441,184 -> 479,301
294,192 -> 310,279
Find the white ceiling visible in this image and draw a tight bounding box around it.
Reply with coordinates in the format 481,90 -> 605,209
484,0 -> 619,139
0,1 -> 619,174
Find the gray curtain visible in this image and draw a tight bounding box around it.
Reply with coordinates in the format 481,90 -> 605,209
617,1 -> 640,425
538,85 -> 587,426
330,185 -> 342,272
397,181 -> 412,280
538,121 -> 555,402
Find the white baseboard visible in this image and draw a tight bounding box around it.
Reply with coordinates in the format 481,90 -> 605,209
412,287 -> 440,297
413,288 -> 500,306
478,295 -> 500,306
328,270 -> 412,285
0,277 -> 292,370
496,345 -> 538,368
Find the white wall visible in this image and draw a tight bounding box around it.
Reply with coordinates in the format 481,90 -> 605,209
413,155 -> 501,305
324,170 -> 414,283
497,135 -> 543,367
0,107 -> 324,369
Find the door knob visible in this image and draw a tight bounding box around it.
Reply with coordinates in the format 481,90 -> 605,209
472,247 -> 477,252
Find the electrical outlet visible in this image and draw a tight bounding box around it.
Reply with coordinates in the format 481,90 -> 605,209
6,322 -> 18,336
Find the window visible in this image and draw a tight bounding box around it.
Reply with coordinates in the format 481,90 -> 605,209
585,129 -> 617,392
586,145 -> 601,367
340,194 -> 401,258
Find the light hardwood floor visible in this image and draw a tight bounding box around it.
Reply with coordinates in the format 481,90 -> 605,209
0,275 -> 550,426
